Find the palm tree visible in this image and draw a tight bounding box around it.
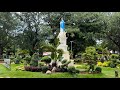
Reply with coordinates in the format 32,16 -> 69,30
42,38 -> 64,61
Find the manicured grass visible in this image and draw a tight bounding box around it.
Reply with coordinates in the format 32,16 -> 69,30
0,64 -> 119,78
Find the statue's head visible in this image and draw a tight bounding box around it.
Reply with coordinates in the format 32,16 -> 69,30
61,17 -> 63,21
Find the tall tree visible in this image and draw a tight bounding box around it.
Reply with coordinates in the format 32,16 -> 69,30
66,12 -> 107,58
105,12 -> 120,55
0,12 -> 17,58
14,12 -> 51,56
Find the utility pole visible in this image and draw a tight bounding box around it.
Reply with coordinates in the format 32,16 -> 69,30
70,41 -> 73,59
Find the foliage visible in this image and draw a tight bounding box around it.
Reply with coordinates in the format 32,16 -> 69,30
30,53 -> 39,67
42,38 -> 63,61
82,53 -> 94,60
105,12 -> 120,54
41,66 -> 49,73
24,66 -> 41,72
41,56 -> 51,64
95,67 -> 102,73
0,12 -> 18,58
15,65 -> 25,71
38,62 -> 45,67
75,64 -> 88,69
66,12 -> 107,57
10,55 -> 15,63
57,49 -> 64,61
97,61 -> 111,67
111,54 -> 119,59
14,55 -> 22,64
67,66 -> 80,74
109,63 -> 116,68
14,12 -> 50,56
24,55 -> 31,64
74,58 -> 82,63
0,64 -> 120,78
97,62 -> 103,66
17,49 -> 29,55
82,46 -> 97,64
102,48 -> 110,56
61,59 -> 67,64
88,64 -> 95,72
61,61 -> 71,68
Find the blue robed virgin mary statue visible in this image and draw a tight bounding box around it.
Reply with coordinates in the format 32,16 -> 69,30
60,18 -> 65,32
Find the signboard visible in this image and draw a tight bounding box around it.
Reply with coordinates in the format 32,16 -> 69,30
43,52 -> 51,56
4,59 -> 11,69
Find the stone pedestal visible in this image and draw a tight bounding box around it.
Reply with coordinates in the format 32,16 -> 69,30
57,31 -> 70,61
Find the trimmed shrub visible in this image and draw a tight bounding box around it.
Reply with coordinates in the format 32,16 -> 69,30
95,67 -> 102,73
41,66 -> 49,73
15,65 -> 25,71
67,66 -> 79,74
75,69 -> 80,73
24,56 -> 31,64
110,63 -> 116,68
67,66 -> 76,74
88,64 -> 95,72
41,56 -> 51,64
30,60 -> 38,67
97,62 -> 103,66
111,54 -> 119,59
74,58 -> 82,63
38,62 -> 45,67
76,64 -> 88,69
30,53 -> 39,67
97,61 -> 111,67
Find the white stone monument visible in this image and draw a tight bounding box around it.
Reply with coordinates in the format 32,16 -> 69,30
57,18 -> 70,61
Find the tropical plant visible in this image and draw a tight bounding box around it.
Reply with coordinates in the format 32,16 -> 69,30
41,56 -> 51,64
42,38 -> 64,61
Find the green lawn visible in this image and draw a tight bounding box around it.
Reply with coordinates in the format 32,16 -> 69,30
0,64 -> 119,78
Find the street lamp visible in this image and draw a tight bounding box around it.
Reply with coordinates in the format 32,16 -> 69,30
70,41 -> 73,58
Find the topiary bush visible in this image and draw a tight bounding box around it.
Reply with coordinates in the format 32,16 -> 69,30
110,63 -> 116,68
67,66 -> 76,74
95,67 -> 102,73
74,58 -> 82,63
67,66 -> 80,74
111,54 -> 119,59
24,55 -> 31,64
15,65 -> 25,71
41,56 -> 51,64
38,62 -> 45,67
88,64 -> 95,73
41,66 -> 49,73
